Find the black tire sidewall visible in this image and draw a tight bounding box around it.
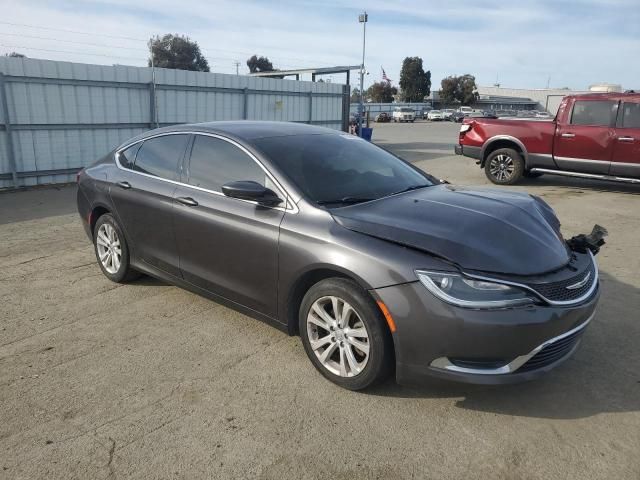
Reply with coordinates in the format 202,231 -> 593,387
93,214 -> 133,283
484,148 -> 524,185
299,278 -> 393,390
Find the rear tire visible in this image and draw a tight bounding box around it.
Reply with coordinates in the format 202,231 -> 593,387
93,213 -> 140,283
484,148 -> 524,185
299,278 -> 393,390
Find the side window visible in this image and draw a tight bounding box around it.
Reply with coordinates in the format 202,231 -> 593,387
118,142 -> 141,169
620,102 -> 640,128
133,134 -> 189,180
187,135 -> 270,193
570,101 -> 617,127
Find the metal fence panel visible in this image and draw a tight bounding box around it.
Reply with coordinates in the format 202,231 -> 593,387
0,57 -> 346,188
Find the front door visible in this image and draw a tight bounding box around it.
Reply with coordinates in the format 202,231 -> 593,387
173,134 -> 286,317
109,133 -> 190,277
554,99 -> 618,174
611,101 -> 640,178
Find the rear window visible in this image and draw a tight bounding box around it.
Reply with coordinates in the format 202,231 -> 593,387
620,102 -> 640,128
133,134 -> 189,180
570,100 -> 617,127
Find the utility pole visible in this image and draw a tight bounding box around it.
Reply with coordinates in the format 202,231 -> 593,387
234,61 -> 241,75
357,12 -> 368,138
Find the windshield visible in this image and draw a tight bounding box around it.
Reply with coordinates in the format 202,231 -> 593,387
400,108 -> 414,112
254,134 -> 433,206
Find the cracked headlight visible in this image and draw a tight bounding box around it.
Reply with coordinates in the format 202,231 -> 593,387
415,270 -> 538,308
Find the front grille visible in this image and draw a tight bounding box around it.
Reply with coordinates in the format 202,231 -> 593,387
518,328 -> 584,372
526,260 -> 596,302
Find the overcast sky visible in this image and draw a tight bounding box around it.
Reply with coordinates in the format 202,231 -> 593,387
1,0 -> 638,90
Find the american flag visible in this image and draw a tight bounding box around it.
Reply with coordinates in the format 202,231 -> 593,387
381,67 -> 392,84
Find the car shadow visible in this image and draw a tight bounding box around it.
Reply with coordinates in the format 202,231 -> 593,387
520,175 -> 640,195
365,271 -> 640,420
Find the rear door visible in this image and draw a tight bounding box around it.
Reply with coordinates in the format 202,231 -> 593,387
554,99 -> 618,174
172,134 -> 287,317
109,133 -> 190,277
611,101 -> 640,177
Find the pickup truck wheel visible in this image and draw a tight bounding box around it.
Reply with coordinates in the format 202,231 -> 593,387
485,148 -> 524,185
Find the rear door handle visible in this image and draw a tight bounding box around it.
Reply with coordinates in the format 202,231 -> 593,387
618,136 -> 635,142
176,196 -> 198,207
560,133 -> 575,138
116,181 -> 131,189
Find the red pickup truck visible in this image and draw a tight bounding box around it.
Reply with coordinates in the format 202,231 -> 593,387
455,92 -> 640,185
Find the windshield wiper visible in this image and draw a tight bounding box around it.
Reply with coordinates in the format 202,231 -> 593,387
316,196 -> 375,206
389,184 -> 431,196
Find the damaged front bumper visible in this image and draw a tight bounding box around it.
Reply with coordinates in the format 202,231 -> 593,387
374,247 -> 601,386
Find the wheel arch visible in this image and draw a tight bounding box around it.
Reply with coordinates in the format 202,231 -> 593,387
284,266 -> 373,336
480,136 -> 528,167
90,204 -> 112,236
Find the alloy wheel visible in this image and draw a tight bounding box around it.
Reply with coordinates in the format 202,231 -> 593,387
306,296 -> 370,377
96,223 -> 122,274
489,154 -> 515,181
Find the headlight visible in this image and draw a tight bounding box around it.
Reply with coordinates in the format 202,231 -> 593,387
459,124 -> 472,133
415,270 -> 538,308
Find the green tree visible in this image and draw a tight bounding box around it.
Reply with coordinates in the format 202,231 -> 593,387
440,74 -> 479,105
366,81 -> 398,103
399,57 -> 431,102
350,87 -> 361,103
247,55 -> 275,73
439,76 -> 458,105
148,34 -> 209,72
458,74 -> 479,104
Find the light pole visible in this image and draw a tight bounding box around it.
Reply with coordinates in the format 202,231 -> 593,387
358,12 -> 368,137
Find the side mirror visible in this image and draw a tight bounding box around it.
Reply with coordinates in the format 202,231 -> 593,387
221,180 -> 283,207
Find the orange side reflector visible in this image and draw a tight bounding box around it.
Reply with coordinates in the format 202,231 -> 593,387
377,301 -> 396,333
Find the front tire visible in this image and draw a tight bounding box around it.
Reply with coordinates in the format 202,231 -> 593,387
484,148 -> 524,185
93,213 -> 140,283
299,278 -> 393,390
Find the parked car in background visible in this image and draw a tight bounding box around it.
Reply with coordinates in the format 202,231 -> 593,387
451,111 -> 466,123
427,110 -> 445,121
77,121 -> 603,390
422,107 -> 433,119
393,107 -> 416,123
455,92 -> 640,185
535,111 -> 554,119
374,112 -> 391,123
458,106 -> 473,115
442,109 -> 455,121
495,110 -> 517,118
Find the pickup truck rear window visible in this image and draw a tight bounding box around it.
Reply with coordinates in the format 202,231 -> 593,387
570,100 -> 617,127
620,103 -> 640,129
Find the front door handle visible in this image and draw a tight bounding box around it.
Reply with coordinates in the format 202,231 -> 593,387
116,181 -> 131,189
618,136 -> 635,142
560,133 -> 575,138
176,196 -> 198,207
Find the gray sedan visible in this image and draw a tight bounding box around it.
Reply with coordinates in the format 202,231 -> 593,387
77,122 -> 600,390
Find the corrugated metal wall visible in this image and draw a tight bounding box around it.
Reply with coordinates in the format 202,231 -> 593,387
0,57 -> 347,189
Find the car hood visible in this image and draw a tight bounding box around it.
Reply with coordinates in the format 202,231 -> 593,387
332,184 -> 570,276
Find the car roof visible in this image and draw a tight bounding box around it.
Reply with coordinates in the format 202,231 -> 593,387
567,92 -> 640,101
122,121 -> 341,148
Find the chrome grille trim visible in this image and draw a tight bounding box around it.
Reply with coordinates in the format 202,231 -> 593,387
463,251 -> 598,306
429,312 -> 594,375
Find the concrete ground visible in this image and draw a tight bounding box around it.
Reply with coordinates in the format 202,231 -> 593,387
1,122 -> 639,479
